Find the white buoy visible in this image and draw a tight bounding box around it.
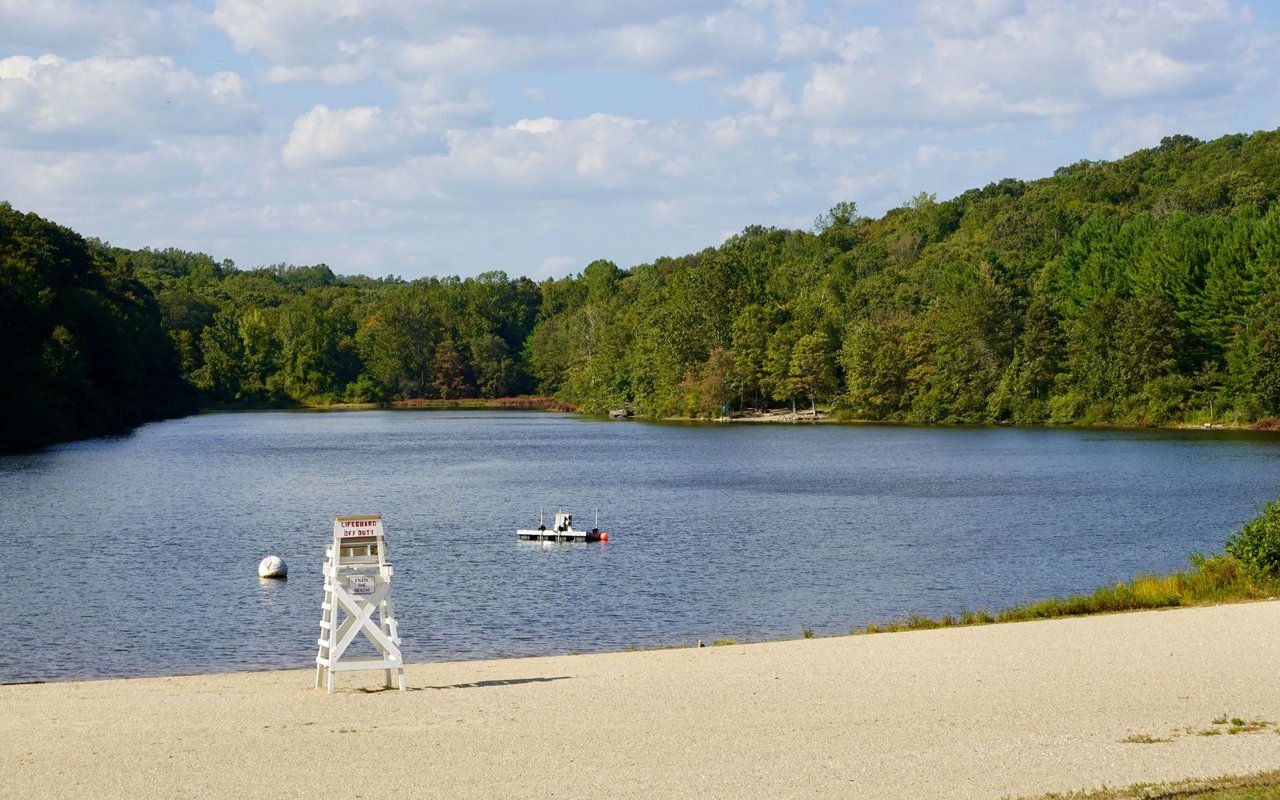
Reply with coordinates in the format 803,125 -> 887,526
258,555 -> 288,579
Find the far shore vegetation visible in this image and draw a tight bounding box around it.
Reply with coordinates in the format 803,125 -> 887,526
208,395 -> 578,413
7,129 -> 1280,451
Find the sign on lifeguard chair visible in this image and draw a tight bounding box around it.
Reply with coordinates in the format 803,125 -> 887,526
315,515 -> 406,693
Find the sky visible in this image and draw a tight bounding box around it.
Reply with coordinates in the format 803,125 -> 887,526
2,0 -> 1279,281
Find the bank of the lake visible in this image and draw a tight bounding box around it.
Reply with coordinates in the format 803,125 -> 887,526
3,602 -> 1278,800
288,397 -> 1280,431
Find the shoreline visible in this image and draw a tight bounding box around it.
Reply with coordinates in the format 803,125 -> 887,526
285,401 -> 1279,432
5,602 -> 1279,799
5,594 -> 1274,689
4,599 -> 1274,689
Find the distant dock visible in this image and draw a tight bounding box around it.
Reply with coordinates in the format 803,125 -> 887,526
517,511 -> 608,542
517,528 -> 607,543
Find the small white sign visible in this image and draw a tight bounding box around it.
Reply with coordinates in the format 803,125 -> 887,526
347,575 -> 376,595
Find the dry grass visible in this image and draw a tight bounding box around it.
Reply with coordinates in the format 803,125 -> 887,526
389,396 -> 574,411
1020,769 -> 1280,799
1120,733 -> 1173,744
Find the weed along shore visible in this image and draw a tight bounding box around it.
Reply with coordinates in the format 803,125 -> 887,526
2,601 -> 1279,800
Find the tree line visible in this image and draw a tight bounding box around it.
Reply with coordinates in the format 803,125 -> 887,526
529,131 -> 1280,424
5,129 -> 1280,451
0,203 -> 194,452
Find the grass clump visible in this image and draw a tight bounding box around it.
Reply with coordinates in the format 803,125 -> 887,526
1229,719 -> 1270,735
710,638 -> 736,647
1121,732 -> 1172,744
1024,768 -> 1280,799
995,552 -> 1280,623
861,612 -> 972,634
1119,715 -> 1273,746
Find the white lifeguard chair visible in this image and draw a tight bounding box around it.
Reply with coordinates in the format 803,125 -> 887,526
315,515 -> 406,693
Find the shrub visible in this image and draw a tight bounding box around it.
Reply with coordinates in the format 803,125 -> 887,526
1226,497 -> 1280,578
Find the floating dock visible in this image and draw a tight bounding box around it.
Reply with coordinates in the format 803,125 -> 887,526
517,528 -> 607,542
517,511 -> 609,542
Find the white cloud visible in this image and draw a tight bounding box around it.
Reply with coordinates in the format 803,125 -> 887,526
799,63 -> 852,120
2,0 -> 1278,281
211,0 -> 819,88
394,30 -> 518,79
511,117 -> 560,135
1086,44 -> 1205,100
283,105 -> 393,169
706,116 -> 746,146
2,148 -> 198,210
279,86 -> 480,169
917,0 -> 1027,37
211,0 -> 728,66
1088,111 -> 1180,157
731,71 -> 793,117
535,255 -> 577,279
834,26 -> 882,63
788,0 -> 1252,130
0,54 -> 259,150
431,113 -> 677,193
0,0 -> 193,57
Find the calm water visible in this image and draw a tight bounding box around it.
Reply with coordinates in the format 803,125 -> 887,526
2,411 -> 1279,683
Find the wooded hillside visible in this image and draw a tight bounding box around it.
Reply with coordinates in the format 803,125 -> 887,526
0,203 -> 194,452
5,129 -> 1280,450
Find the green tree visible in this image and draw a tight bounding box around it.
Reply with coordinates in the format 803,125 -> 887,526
910,276 -> 1014,422
1227,294 -> 1280,417
788,331 -> 837,414
1,203 -> 192,451
840,314 -> 915,419
730,304 -> 774,409
355,286 -> 441,400
763,321 -> 803,410
469,333 -> 517,398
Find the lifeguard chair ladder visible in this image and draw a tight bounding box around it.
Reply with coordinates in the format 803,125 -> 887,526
315,515 -> 406,693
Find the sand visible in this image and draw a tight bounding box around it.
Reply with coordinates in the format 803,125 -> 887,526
4,601 -> 1280,799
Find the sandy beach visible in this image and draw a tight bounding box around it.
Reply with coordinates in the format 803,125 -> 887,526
5,601 -> 1280,799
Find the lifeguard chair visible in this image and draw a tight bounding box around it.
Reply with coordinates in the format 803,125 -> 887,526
315,515 -> 406,693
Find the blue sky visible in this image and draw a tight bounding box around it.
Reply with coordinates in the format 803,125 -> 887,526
2,0 -> 1279,280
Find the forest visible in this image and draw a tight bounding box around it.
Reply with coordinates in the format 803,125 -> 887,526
0,204 -> 194,452
4,129 -> 1280,452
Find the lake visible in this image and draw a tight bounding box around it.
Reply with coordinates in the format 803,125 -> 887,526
2,410 -> 1278,683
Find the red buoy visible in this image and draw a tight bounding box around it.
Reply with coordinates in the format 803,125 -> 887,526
601,532 -> 609,541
